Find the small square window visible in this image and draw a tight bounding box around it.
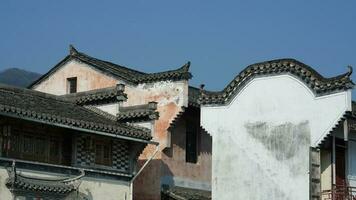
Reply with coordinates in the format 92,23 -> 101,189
67,77 -> 77,94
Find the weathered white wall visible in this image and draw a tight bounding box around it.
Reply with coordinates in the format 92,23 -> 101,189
74,177 -> 130,200
123,80 -> 188,148
0,167 -> 13,199
201,75 -> 351,200
96,103 -> 119,116
320,149 -> 332,191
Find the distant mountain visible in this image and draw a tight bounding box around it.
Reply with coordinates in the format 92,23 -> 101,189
0,68 -> 42,87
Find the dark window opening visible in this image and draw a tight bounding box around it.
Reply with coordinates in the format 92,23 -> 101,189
94,139 -> 112,166
0,126 -> 71,165
186,121 -> 198,163
67,77 -> 77,94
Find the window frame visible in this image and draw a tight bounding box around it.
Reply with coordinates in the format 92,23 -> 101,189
94,138 -> 113,167
67,77 -> 77,94
1,126 -> 67,165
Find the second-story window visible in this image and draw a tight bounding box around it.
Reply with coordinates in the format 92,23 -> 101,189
95,139 -> 112,166
0,126 -> 70,165
186,121 -> 198,163
67,77 -> 77,94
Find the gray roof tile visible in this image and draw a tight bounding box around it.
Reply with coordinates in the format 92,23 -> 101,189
0,84 -> 151,140
61,84 -> 127,105
162,185 -> 211,200
200,59 -> 354,105
29,45 -> 192,88
117,102 -> 159,122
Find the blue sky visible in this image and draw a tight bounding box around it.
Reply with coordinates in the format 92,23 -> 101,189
0,1 -> 355,95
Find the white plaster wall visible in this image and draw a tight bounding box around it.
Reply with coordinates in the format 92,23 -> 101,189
124,80 -> 188,108
320,149 -> 332,191
96,103 -> 119,116
123,80 -> 188,148
201,75 -> 351,200
74,177 -> 130,200
0,167 -> 13,200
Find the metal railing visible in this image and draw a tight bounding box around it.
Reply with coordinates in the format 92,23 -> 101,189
321,185 -> 356,200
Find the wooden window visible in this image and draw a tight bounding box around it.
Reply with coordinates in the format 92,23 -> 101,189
49,138 -> 61,164
2,127 -> 71,165
95,139 -> 112,166
9,132 -> 21,155
186,121 -> 198,163
67,77 -> 77,94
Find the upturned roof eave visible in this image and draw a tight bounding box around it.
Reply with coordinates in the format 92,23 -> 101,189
29,46 -> 192,88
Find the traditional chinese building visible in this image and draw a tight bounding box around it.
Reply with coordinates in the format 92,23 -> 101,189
199,59 -> 355,200
28,46 -> 212,200
0,83 -> 157,199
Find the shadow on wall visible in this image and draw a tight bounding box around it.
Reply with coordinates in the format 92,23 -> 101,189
200,127 -> 212,155
133,106 -> 212,200
164,106 -> 212,157
133,159 -> 174,200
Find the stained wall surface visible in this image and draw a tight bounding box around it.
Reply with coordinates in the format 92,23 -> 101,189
31,61 -> 194,200
161,107 -> 212,191
201,75 -> 351,200
32,60 -> 118,94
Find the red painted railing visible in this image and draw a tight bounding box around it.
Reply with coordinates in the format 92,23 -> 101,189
321,185 -> 356,200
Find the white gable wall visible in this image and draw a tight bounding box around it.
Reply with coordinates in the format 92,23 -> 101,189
201,75 -> 351,200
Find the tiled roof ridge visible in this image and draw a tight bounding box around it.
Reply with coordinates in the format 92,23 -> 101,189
188,86 -> 200,107
200,58 -> 354,105
73,50 -> 192,83
0,84 -> 151,140
29,45 -> 192,88
161,185 -> 211,200
0,83 -> 71,104
134,61 -> 192,83
117,102 -> 159,122
5,165 -> 83,195
60,84 -> 127,105
0,103 -> 151,140
81,106 -> 155,135
119,102 -> 157,112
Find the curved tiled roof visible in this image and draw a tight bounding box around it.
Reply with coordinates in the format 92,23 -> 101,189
200,59 -> 354,105
29,45 -> 192,88
188,86 -> 201,107
0,84 -> 151,140
61,84 -> 127,105
117,102 -> 159,123
6,175 -> 75,195
6,166 -> 84,195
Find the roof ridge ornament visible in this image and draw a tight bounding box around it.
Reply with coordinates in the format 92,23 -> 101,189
200,84 -> 205,96
181,61 -> 191,71
347,65 -> 353,77
69,44 -> 78,56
